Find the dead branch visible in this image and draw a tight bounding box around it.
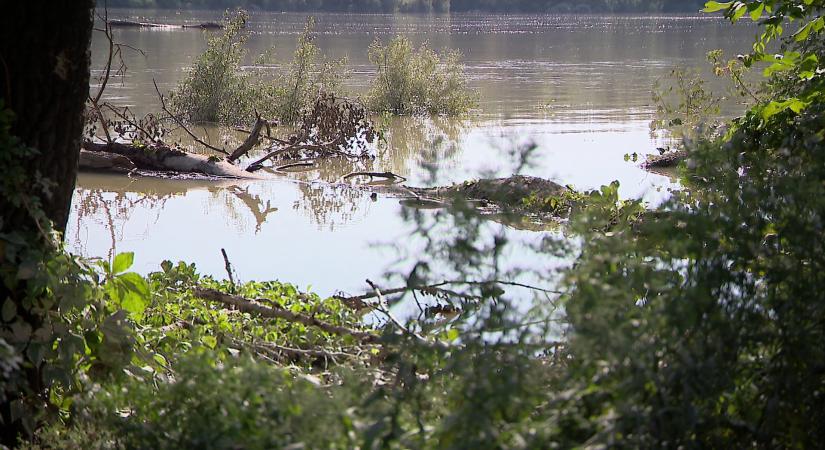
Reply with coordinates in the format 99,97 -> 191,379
343,171 -> 408,183
227,112 -> 267,163
152,78 -> 229,155
234,127 -> 291,146
193,287 -> 378,343
366,280 -> 449,349
334,281 -> 481,310
245,139 -> 340,172
276,161 -> 315,172
337,279 -> 560,307
221,248 -> 236,289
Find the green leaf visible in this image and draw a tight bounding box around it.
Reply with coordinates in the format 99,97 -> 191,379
116,272 -> 150,319
761,98 -> 807,120
112,252 -> 135,274
732,3 -> 748,22
749,3 -> 765,21
1,300 -> 16,322
201,335 -> 218,349
117,272 -> 150,298
702,1 -> 733,13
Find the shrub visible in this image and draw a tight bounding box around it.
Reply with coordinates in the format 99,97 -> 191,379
170,13 -> 347,125
367,35 -> 476,115
169,11 -> 252,124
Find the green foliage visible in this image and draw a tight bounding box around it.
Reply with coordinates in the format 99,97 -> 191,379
32,355 -> 361,450
170,13 -> 346,125
367,35 -> 476,116
541,1 -> 825,446
1,102 -> 145,437
169,11 -> 252,124
138,261 -> 366,366
14,1 -> 825,448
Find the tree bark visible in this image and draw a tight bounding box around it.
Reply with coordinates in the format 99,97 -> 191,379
0,3 -> 95,447
0,1 -> 95,235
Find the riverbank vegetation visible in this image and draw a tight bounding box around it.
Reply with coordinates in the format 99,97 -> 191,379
3,0 -> 825,448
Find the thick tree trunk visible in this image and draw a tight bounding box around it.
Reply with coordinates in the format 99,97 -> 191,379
0,3 -> 95,447
0,1 -> 95,235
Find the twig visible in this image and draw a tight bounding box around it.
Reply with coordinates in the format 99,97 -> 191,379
220,248 -> 236,289
337,279 -> 560,307
193,287 -> 378,343
100,103 -> 155,141
152,78 -> 229,155
366,279 -> 445,348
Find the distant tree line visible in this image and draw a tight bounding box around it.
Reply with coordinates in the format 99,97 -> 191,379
107,0 -> 709,13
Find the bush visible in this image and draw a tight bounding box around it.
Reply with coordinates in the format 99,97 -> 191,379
33,355 -> 360,450
169,11 -> 252,124
170,13 -> 347,125
367,35 -> 476,116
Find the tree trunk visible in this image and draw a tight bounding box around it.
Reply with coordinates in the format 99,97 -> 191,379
0,1 -> 95,235
0,2 -> 95,447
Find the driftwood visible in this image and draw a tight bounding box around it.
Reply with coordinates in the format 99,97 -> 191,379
193,287 -> 378,343
82,141 -> 258,178
108,19 -> 223,29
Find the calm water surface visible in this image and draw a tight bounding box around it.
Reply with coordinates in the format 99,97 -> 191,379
68,11 -> 755,297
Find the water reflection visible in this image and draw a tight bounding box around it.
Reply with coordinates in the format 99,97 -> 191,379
69,11 -> 755,293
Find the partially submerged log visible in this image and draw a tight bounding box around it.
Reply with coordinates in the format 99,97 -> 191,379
107,19 -> 169,28
79,149 -> 136,173
409,175 -> 568,208
82,142 -> 259,179
642,149 -> 688,169
108,19 -> 224,29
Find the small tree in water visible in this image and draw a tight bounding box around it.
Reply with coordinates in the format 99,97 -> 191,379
171,12 -> 346,125
367,35 -> 476,115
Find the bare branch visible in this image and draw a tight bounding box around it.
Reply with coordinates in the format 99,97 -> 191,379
343,171 -> 407,183
227,112 -> 267,163
193,287 -> 378,343
152,78 -> 229,155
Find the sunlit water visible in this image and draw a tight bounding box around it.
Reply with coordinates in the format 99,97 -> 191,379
68,10 -> 756,298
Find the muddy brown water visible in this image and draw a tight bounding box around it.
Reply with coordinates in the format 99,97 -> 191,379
68,10 -> 756,299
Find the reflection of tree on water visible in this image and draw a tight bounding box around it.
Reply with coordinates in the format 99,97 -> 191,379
227,186 -> 278,233
294,181 -> 374,230
71,187 -> 173,261
376,116 -> 468,182
280,117 -> 469,228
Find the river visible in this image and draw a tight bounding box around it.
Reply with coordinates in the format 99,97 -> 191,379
67,10 -> 756,298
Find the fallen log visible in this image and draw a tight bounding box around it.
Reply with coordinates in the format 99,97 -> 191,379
108,19 -> 224,29
343,171 -> 407,183
399,175 -> 570,216
82,141 -> 259,179
108,19 -> 170,28
193,287 -> 378,343
79,149 -> 136,173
